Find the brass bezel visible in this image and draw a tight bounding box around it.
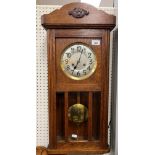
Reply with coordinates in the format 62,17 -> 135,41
60,42 -> 97,80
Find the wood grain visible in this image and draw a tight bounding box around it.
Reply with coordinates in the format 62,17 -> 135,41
48,141 -> 110,154
55,38 -> 102,88
48,30 -> 57,149
88,92 -> 92,140
64,92 -> 68,141
41,2 -> 116,29
36,146 -> 48,155
55,29 -> 104,38
42,2 -> 116,154
101,30 -> 111,146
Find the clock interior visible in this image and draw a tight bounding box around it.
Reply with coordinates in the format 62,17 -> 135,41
56,92 -> 101,142
53,36 -> 105,151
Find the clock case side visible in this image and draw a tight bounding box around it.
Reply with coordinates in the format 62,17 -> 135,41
41,2 -> 116,155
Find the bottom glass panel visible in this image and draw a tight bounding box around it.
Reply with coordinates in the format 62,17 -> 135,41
56,91 -> 101,142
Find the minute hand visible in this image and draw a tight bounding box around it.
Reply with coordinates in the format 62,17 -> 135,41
74,50 -> 83,70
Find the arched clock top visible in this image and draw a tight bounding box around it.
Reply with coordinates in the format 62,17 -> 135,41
41,2 -> 116,29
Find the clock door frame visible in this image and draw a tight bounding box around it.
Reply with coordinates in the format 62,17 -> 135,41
41,2 -> 116,154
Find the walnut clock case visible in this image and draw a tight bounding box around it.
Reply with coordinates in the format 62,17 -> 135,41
41,2 -> 116,155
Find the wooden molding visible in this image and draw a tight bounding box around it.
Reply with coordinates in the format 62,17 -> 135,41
36,146 -> 67,155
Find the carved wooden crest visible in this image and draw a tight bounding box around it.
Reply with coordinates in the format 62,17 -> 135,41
68,8 -> 89,18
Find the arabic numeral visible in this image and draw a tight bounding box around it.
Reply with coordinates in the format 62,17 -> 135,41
71,48 -> 74,51
88,53 -> 92,58
87,66 -> 91,71
65,59 -> 68,64
83,70 -> 87,75
66,52 -> 71,58
89,59 -> 93,65
77,46 -> 82,52
66,65 -> 70,70
71,70 -> 74,75
77,71 -> 80,77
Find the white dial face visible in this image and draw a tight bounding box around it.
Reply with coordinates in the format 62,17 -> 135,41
60,43 -> 97,80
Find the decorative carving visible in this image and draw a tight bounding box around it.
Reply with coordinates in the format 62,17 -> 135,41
68,8 -> 89,18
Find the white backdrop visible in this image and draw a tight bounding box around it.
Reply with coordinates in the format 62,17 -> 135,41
36,5 -> 116,155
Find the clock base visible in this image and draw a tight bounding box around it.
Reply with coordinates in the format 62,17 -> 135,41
47,143 -> 110,154
36,146 -> 67,155
47,147 -> 110,154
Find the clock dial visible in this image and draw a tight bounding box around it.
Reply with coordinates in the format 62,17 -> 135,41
60,43 -> 97,80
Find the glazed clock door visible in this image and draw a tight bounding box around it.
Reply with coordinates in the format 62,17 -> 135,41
55,36 -> 103,143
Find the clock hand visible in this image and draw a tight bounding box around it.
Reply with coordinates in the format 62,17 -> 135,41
74,49 -> 83,70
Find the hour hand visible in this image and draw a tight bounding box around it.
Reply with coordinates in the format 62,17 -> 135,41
74,59 -> 80,69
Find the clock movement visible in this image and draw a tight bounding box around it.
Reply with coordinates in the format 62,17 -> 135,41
40,2 -> 116,155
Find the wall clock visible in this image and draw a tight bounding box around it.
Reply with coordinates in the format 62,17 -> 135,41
40,2 -> 116,155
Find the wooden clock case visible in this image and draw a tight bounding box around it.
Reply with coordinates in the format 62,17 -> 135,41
41,2 -> 116,155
